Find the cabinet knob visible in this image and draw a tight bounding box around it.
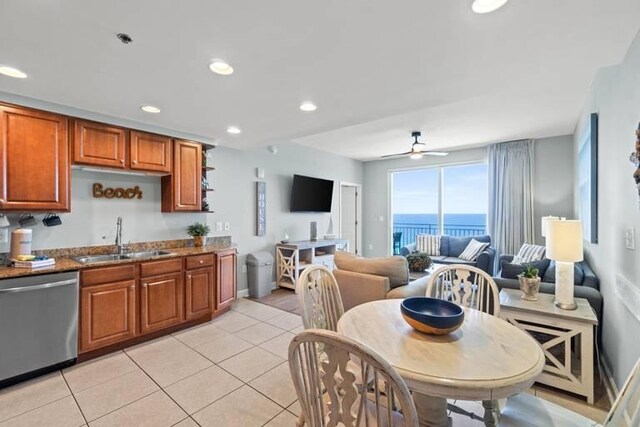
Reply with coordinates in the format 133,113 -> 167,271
120,159 -> 125,164
142,283 -> 147,288
132,160 -> 138,164
0,199 -> 4,204
199,260 -> 204,264
129,285 -> 135,290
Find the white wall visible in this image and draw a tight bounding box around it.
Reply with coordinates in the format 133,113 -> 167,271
363,137 -> 574,257
533,135 -> 575,244
0,140 -> 363,293
573,30 -> 640,387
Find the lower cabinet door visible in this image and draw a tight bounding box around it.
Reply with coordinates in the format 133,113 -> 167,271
140,272 -> 184,334
216,250 -> 237,311
186,267 -> 214,320
80,280 -> 137,353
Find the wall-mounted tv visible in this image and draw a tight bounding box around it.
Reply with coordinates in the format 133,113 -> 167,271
290,174 -> 334,212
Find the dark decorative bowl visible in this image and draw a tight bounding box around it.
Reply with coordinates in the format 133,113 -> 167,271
400,297 -> 464,335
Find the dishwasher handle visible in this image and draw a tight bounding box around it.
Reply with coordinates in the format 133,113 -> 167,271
0,278 -> 77,294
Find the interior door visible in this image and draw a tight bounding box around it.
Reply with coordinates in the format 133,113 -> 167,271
340,185 -> 359,254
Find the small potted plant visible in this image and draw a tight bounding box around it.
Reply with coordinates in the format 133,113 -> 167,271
406,251 -> 433,272
518,264 -> 541,301
187,222 -> 210,247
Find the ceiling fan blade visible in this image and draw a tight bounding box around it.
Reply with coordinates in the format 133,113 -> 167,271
423,151 -> 449,156
380,151 -> 412,158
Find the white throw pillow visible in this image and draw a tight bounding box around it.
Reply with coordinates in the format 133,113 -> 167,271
459,239 -> 490,261
416,234 -> 441,256
512,243 -> 546,265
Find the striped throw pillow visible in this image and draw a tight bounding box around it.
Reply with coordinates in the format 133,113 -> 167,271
416,234 -> 441,256
459,239 -> 490,261
513,243 -> 546,264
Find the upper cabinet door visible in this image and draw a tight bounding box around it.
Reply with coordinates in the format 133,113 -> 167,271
162,140 -> 202,211
72,120 -> 127,168
0,104 -> 70,211
130,131 -> 172,173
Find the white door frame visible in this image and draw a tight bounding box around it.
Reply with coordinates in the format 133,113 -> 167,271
338,181 -> 362,255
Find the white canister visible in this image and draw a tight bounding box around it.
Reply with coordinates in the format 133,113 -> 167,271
10,228 -> 32,259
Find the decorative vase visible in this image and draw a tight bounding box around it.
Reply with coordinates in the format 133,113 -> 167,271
518,276 -> 541,301
193,236 -> 204,247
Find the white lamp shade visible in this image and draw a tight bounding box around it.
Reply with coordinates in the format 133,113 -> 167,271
546,220 -> 583,262
541,216 -> 559,237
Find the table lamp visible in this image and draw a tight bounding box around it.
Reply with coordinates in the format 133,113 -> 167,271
546,219 -> 583,310
541,216 -> 559,238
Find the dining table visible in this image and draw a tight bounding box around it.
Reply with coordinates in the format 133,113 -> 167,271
337,299 -> 545,427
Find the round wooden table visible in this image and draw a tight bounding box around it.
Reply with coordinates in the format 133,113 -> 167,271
337,299 -> 545,427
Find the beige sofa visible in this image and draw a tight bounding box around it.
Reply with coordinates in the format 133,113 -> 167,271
333,251 -> 431,311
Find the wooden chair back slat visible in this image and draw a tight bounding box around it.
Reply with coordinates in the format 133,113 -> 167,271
289,329 -> 419,427
297,265 -> 345,331
426,264 -> 500,316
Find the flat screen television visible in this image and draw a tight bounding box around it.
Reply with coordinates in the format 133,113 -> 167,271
290,174 -> 334,212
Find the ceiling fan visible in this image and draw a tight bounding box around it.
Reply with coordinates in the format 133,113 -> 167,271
381,131 -> 449,159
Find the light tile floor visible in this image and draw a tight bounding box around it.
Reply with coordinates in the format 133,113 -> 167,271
0,297 -> 607,426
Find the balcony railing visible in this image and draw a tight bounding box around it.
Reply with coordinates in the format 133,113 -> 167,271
393,223 -> 487,251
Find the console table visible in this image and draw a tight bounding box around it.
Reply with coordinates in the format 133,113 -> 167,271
499,289 -> 598,403
276,239 -> 348,290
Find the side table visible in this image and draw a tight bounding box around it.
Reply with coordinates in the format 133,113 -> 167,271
499,288 -> 598,404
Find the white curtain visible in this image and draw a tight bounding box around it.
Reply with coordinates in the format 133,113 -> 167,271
488,139 -> 535,259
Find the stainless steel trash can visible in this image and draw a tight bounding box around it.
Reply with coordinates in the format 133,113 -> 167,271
246,251 -> 274,298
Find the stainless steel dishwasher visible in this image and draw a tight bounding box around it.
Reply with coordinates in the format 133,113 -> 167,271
0,271 -> 78,387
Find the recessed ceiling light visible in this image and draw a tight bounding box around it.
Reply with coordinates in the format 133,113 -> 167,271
226,126 -> 241,134
209,61 -> 234,75
0,66 -> 27,79
300,102 -> 317,112
472,0 -> 509,13
140,105 -> 161,114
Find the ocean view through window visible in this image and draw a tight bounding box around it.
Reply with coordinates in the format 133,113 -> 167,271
392,163 -> 488,252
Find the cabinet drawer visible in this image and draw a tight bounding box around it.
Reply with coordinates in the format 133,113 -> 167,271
81,264 -> 136,286
140,258 -> 182,277
185,254 -> 214,270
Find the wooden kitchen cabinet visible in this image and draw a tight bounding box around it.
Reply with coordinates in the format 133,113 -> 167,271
130,131 -> 172,173
0,104 -> 70,211
216,249 -> 237,311
80,279 -> 137,353
72,119 -> 127,169
161,139 -> 202,212
140,272 -> 184,334
185,267 -> 214,320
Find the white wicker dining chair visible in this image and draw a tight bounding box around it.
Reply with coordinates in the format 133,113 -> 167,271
426,264 -> 501,316
296,265 -> 345,331
289,329 -> 420,427
426,264 -> 502,425
499,357 -> 640,426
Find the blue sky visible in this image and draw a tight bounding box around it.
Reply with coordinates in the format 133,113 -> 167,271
392,163 -> 488,214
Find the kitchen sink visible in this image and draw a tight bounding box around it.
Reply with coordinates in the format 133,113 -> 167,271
73,250 -> 175,264
73,254 -> 131,264
125,250 -> 175,259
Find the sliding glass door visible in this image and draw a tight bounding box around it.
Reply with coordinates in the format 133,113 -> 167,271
391,163 -> 488,254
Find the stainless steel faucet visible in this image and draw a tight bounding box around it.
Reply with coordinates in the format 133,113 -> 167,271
115,217 -> 124,254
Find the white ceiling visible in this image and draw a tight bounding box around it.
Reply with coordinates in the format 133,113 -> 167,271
0,0 -> 639,161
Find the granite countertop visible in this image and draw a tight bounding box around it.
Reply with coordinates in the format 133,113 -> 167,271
0,243 -> 236,280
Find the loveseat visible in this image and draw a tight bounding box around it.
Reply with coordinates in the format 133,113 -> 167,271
493,254 -> 602,323
332,251 -> 430,311
400,234 -> 496,275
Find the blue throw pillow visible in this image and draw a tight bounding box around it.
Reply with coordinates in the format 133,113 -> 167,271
500,258 -> 551,280
543,261 -> 585,286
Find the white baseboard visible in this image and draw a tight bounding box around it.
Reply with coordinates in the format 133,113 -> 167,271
237,289 -> 249,298
599,353 -> 618,406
